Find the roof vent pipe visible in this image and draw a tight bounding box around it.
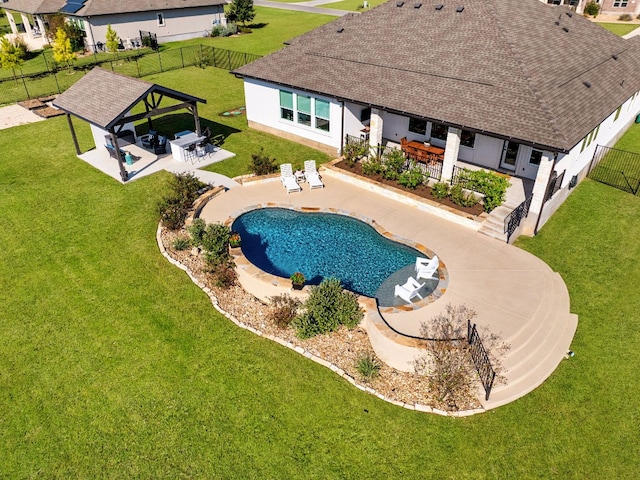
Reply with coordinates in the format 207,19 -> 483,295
562,27 -> 569,32
414,2 -> 422,8
612,54 -> 619,60
336,27 -> 344,33
456,6 -> 464,12
396,1 -> 404,7
583,81 -> 592,88
435,4 -> 444,10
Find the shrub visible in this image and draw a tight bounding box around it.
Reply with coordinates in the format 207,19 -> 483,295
268,294 -> 302,329
618,13 -> 632,21
188,218 -> 207,245
292,278 -> 363,338
225,23 -> 238,36
584,1 -> 599,16
201,223 -> 231,260
356,353 -> 381,382
158,196 -> 189,230
290,271 -> 305,285
250,149 -> 277,175
431,182 -> 450,199
172,236 -> 190,251
456,169 -> 508,212
170,173 -> 206,205
343,141 -> 369,167
449,184 -> 479,208
210,259 -> 237,288
382,148 -> 405,181
229,232 -> 241,248
211,24 -> 224,37
398,166 -> 426,189
361,156 -> 384,176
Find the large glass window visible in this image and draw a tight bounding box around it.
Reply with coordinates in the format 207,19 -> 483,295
315,99 -> 330,132
430,122 -> 448,141
280,91 -> 294,121
297,95 -> 311,126
529,149 -> 543,166
408,118 -> 427,136
460,130 -> 476,148
613,1 -> 628,7
360,107 -> 371,123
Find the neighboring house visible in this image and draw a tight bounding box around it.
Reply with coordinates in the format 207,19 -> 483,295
233,0 -> 640,233
543,0 -> 640,16
3,0 -> 227,51
2,0 -> 66,50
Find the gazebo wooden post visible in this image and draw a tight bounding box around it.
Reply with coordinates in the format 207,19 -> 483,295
192,103 -> 202,136
66,113 -> 81,155
109,131 -> 129,182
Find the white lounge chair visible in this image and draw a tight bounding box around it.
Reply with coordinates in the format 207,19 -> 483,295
280,163 -> 301,193
394,276 -> 425,303
304,159 -> 324,189
415,255 -> 439,280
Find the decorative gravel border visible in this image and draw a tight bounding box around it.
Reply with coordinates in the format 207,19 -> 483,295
157,223 -> 486,417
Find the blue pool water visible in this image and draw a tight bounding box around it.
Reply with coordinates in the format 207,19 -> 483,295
232,208 -> 423,298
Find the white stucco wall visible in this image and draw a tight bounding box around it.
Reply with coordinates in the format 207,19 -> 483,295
75,6 -> 225,49
243,78 -> 343,151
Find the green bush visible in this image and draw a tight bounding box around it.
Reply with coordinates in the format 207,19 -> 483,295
249,149 -> 277,175
449,184 -> 479,208
172,236 -> 191,251
356,353 -> 381,382
209,258 -> 237,288
456,169 -> 508,212
201,223 -> 231,260
292,278 -> 363,339
361,156 -> 384,176
584,1 -> 600,16
398,167 -> 426,189
170,173 -> 206,205
382,148 -> 405,181
342,141 -> 369,167
618,13 -> 632,21
157,196 -> 190,230
268,294 -> 302,329
431,182 -> 450,199
188,218 -> 207,245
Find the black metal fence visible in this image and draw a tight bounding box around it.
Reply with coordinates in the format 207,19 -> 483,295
0,44 -> 261,106
467,321 -> 496,401
588,145 -> 640,196
504,195 -> 533,242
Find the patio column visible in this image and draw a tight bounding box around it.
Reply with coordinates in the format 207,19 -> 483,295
528,152 -> 555,216
35,16 -> 46,37
441,127 -> 461,182
20,13 -> 33,39
109,132 -> 129,183
369,108 -> 383,151
7,12 -> 19,36
192,103 -> 202,136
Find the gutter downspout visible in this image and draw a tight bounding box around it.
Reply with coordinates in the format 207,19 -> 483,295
533,152 -> 558,235
340,100 -> 345,156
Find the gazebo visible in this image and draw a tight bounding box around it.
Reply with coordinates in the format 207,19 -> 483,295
54,67 -> 206,182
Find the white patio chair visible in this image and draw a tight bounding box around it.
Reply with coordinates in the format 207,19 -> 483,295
415,255 -> 439,280
394,276 -> 425,303
280,163 -> 301,193
304,159 -> 324,189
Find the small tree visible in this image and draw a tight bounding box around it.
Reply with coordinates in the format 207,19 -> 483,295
105,24 -> 120,56
0,37 -> 24,84
584,1 -> 600,17
226,0 -> 256,27
52,28 -> 76,71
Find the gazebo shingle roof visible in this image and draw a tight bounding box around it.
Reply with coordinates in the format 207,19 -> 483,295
234,0 -> 640,152
53,67 -> 205,130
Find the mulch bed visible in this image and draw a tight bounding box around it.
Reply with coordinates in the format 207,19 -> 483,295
334,160 -> 486,217
160,227 -> 482,413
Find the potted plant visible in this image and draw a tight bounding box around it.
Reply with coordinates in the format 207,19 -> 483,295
229,232 -> 242,255
290,271 -> 305,290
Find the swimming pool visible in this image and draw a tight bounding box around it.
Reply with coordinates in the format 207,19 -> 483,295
232,208 -> 432,301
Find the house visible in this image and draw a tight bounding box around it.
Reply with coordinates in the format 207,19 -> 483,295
233,0 -> 640,233
543,0 -> 640,17
3,0 -> 227,52
1,0 -> 66,50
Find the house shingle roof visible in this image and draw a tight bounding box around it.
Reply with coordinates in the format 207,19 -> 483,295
234,0 -> 640,152
3,0 -> 66,14
73,0 -> 226,16
53,67 -> 205,130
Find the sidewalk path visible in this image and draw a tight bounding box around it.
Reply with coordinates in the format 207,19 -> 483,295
255,0 -> 353,16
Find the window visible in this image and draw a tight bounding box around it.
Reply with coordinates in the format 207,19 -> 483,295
408,117 -> 427,136
430,122 -> 448,141
297,95 -> 311,126
614,105 -> 622,121
613,1 -> 628,7
529,149 -> 543,166
315,99 -> 330,132
157,13 -> 165,27
280,91 -> 294,121
360,107 -> 371,123
460,130 -> 475,148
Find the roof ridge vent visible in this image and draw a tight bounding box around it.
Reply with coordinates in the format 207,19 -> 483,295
566,11 -> 573,18
435,4 -> 444,10
414,2 -> 422,8
612,54 -> 619,60
396,1 -> 404,7
583,81 -> 592,88
562,26 -> 569,32
336,27 -> 344,33
456,6 -> 464,12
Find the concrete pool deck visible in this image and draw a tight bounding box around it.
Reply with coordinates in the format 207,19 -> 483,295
199,171 -> 577,410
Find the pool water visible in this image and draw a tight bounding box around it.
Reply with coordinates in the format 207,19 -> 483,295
232,208 -> 425,299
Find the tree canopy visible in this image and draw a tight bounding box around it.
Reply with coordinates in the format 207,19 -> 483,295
226,0 -> 256,27
52,28 -> 76,68
105,24 -> 120,55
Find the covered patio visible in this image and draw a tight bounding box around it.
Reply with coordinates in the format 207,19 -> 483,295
54,67 -> 232,183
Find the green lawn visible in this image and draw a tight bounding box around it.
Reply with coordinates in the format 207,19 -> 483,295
596,22 -> 640,36
325,0 -> 387,11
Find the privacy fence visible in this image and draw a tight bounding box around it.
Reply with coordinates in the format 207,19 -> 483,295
0,44 -> 261,106
588,145 -> 640,196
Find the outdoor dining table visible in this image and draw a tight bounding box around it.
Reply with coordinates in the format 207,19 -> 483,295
403,141 -> 445,164
169,131 -> 207,162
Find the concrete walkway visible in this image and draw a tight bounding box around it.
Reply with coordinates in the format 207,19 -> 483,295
199,169 -> 577,409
